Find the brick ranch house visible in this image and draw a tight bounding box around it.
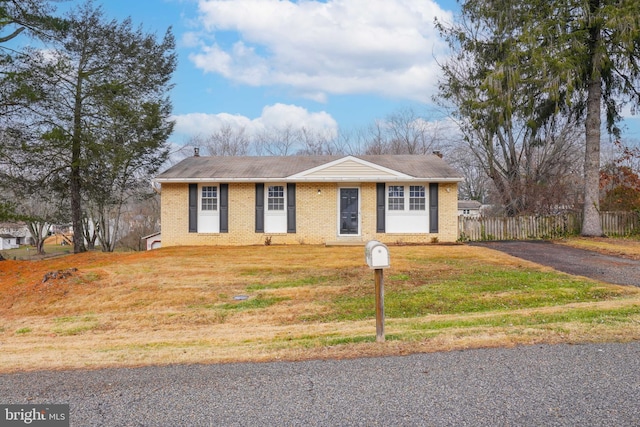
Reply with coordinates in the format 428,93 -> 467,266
153,154 -> 463,246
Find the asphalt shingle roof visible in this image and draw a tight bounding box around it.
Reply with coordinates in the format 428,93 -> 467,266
154,154 -> 462,182
458,200 -> 482,209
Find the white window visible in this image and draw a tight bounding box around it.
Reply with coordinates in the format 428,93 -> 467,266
265,184 -> 287,233
386,183 -> 429,233
201,186 -> 217,211
198,184 -> 219,233
409,186 -> 426,211
267,185 -> 285,211
388,186 -> 405,211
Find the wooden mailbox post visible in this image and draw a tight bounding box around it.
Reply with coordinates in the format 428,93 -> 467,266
365,240 -> 390,343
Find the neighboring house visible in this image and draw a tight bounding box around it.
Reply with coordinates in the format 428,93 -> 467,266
0,234 -> 19,250
153,154 -> 463,246
458,200 -> 482,217
0,222 -> 31,246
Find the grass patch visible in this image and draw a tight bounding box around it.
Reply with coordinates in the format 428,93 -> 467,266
406,305 -> 640,331
0,244 -> 72,261
323,335 -> 377,345
54,315 -> 96,324
81,272 -> 101,283
219,295 -> 290,311
52,315 -> 100,336
284,334 -> 379,349
15,328 -> 31,335
311,269 -> 633,322
54,324 -> 99,336
246,275 -> 335,291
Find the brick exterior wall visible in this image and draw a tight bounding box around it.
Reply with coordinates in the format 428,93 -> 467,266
160,182 -> 459,246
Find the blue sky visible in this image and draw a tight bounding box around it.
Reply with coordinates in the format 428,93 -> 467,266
62,0 -> 640,147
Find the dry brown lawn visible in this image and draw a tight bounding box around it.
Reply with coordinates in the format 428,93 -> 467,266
1,242 -> 640,373
558,236 -> 640,260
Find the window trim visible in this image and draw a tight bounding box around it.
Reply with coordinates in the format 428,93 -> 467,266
387,185 -> 405,211
387,184 -> 426,212
409,185 -> 426,211
385,183 -> 430,234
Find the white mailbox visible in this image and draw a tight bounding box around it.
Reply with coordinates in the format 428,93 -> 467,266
365,240 -> 390,269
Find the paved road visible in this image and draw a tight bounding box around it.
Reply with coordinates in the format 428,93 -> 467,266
471,240 -> 640,287
1,342 -> 639,426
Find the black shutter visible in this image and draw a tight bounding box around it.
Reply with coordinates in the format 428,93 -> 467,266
255,183 -> 264,233
376,183 -> 386,233
220,184 -> 229,233
188,184 -> 198,233
287,183 -> 296,233
429,183 -> 439,233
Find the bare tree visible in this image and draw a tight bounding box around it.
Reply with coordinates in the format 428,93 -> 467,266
0,176 -> 68,254
360,107 -> 446,155
199,123 -> 251,156
362,120 -> 387,155
114,195 -> 161,251
447,142 -> 491,203
296,127 -> 343,155
253,124 -> 300,156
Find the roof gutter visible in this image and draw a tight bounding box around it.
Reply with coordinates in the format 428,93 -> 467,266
153,177 -> 464,184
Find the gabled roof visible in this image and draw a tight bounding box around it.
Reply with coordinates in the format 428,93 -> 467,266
142,232 -> 161,240
154,155 -> 463,183
458,200 -> 482,209
0,222 -> 27,228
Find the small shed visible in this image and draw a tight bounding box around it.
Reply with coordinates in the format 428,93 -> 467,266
143,232 -> 162,250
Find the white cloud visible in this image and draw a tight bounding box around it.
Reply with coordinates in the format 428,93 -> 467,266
180,31 -> 202,48
171,103 -> 339,139
189,0 -> 452,102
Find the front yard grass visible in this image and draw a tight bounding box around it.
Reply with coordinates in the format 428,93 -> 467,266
1,242 -> 639,372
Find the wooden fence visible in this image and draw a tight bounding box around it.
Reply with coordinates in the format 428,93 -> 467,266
458,211 -> 640,241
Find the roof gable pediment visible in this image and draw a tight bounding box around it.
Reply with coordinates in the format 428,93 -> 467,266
289,156 -> 411,180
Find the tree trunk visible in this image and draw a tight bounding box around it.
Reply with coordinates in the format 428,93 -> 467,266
71,72 -> 87,253
27,221 -> 47,255
82,216 -> 98,250
582,80 -> 603,236
36,237 -> 45,255
70,163 -> 85,253
581,5 -> 604,237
